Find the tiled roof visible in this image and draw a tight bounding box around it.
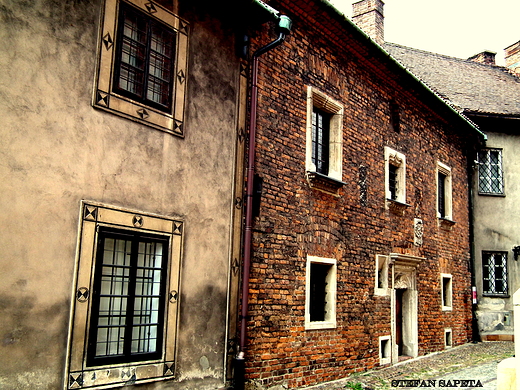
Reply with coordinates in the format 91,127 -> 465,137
385,42 -> 520,117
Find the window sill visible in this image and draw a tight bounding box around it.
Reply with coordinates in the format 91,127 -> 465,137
438,218 -> 456,231
478,192 -> 506,197
386,199 -> 411,215
482,293 -> 510,298
442,306 -> 453,312
306,171 -> 345,196
305,321 -> 337,330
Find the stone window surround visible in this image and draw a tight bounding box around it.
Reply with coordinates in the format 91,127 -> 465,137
374,254 -> 389,296
92,0 -> 189,136
304,255 -> 337,330
384,146 -> 406,205
65,201 -> 183,389
441,273 -> 453,311
444,328 -> 453,348
436,161 -> 453,221
379,335 -> 392,365
305,86 -> 345,196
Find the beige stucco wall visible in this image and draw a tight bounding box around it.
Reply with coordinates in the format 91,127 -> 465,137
473,131 -> 520,335
0,0 -> 240,388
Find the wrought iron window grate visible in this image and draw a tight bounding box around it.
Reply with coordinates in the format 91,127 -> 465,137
478,149 -> 504,194
483,251 -> 508,295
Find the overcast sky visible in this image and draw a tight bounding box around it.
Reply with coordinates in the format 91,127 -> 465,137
329,0 -> 520,66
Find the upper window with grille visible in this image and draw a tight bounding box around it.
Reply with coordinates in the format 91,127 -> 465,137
311,108 -> 331,175
482,251 -> 508,296
93,0 -> 188,136
114,2 -> 176,112
478,149 -> 504,195
305,87 -> 344,196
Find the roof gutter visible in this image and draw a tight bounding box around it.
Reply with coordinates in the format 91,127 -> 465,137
317,0 -> 487,142
234,4 -> 292,389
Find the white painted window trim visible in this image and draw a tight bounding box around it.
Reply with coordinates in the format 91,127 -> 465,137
384,146 -> 406,204
374,254 -> 389,296
305,86 -> 344,182
305,255 -> 337,330
441,273 -> 453,311
379,335 -> 392,365
444,328 -> 453,348
437,161 -> 453,220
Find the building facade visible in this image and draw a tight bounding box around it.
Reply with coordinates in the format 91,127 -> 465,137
239,0 -> 484,388
0,0 -> 247,388
386,40 -> 520,341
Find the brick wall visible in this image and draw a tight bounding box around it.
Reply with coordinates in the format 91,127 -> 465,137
242,0 -> 476,388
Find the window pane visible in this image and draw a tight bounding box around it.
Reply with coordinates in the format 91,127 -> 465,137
482,252 -> 508,295
478,150 -> 503,194
311,109 -> 330,175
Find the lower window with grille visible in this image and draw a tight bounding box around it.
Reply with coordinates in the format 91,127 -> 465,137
87,228 -> 168,367
66,202 -> 182,389
482,251 -> 508,296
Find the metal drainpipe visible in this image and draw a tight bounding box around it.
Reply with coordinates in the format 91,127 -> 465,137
234,9 -> 292,390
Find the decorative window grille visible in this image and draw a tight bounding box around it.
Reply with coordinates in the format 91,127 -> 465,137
87,228 -> 168,366
114,2 -> 176,112
483,251 -> 508,295
478,149 -> 504,194
388,164 -> 398,200
311,108 -> 330,175
438,171 -> 447,217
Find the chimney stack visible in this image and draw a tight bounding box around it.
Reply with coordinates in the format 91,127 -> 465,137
467,51 -> 496,66
505,40 -> 520,76
352,0 -> 385,46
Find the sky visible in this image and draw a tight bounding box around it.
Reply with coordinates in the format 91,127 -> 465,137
328,0 -> 520,66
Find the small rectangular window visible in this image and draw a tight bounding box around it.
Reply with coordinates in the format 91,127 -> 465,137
388,164 -> 398,200
438,171 -> 446,217
478,149 -> 504,195
437,162 -> 452,220
441,274 -> 452,311
384,147 -> 406,204
375,255 -> 389,296
482,251 -> 508,296
379,335 -> 391,365
311,108 -> 331,175
444,328 -> 452,348
305,256 -> 337,330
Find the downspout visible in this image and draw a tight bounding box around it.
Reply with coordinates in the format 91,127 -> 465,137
234,4 -> 292,390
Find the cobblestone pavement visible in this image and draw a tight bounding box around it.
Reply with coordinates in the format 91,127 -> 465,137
302,341 -> 514,390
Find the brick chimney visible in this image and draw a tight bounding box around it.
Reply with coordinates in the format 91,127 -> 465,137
352,0 -> 384,46
505,40 -> 520,76
467,51 -> 496,66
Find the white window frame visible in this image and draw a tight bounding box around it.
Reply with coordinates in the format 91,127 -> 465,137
436,162 -> 453,220
305,87 -> 344,182
441,273 -> 453,311
374,255 -> 389,296
65,201 -> 183,389
444,328 -> 453,348
93,0 -> 189,136
379,335 -> 391,365
384,146 -> 406,204
305,256 -> 337,330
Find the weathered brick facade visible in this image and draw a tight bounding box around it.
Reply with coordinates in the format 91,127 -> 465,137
241,0 -> 482,388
